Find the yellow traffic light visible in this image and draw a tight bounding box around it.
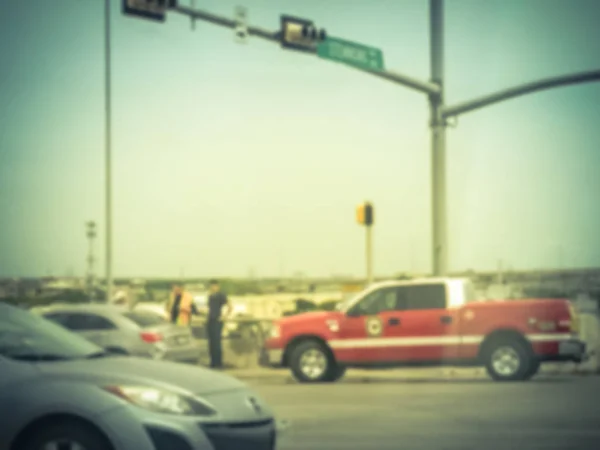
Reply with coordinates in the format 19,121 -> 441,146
356,202 -> 374,226
356,204 -> 365,224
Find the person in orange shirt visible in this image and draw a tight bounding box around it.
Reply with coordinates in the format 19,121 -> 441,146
166,283 -> 195,326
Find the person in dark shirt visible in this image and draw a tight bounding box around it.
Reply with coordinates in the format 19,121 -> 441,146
206,279 -> 231,369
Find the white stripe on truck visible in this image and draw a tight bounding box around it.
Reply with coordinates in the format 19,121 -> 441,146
328,333 -> 573,349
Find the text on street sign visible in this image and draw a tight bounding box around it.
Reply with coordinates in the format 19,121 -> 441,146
317,37 -> 384,72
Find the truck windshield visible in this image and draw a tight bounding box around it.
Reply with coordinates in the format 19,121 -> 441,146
336,292 -> 362,312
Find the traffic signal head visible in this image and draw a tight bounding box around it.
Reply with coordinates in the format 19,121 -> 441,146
280,15 -> 327,52
356,202 -> 374,226
123,0 -> 177,22
155,0 -> 177,7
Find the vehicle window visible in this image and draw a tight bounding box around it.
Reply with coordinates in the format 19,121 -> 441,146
64,313 -> 116,331
0,303 -> 102,360
351,288 -> 398,316
123,311 -> 166,328
399,284 -> 446,310
43,313 -> 70,326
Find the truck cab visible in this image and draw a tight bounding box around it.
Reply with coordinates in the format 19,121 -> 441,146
262,278 -> 586,383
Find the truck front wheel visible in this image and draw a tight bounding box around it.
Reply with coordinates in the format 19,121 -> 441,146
484,338 -> 535,382
289,340 -> 345,383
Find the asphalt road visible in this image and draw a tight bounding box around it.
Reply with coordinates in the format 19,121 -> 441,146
248,375 -> 600,450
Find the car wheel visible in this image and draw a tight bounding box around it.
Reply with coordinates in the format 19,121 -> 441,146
484,339 -> 534,381
19,421 -> 114,450
289,340 -> 341,383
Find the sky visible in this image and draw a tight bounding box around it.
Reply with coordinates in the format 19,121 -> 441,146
0,0 -> 599,279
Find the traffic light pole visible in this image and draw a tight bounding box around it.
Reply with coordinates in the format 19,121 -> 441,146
429,0 -> 446,277
104,0 -> 114,303
366,224 -> 373,285
169,1 -> 600,277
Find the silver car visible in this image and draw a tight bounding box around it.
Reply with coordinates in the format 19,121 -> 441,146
34,303 -> 202,364
0,302 -> 283,450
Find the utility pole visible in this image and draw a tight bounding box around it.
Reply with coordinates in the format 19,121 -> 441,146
365,223 -> 373,284
356,202 -> 374,285
86,221 -> 97,301
429,0 -> 447,277
123,0 -> 600,277
278,249 -> 285,280
104,0 -> 114,304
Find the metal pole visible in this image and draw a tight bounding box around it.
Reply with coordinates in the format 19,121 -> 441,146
366,225 -> 373,285
173,4 -> 441,96
86,221 -> 97,302
429,0 -> 447,277
104,0 -> 113,303
443,69 -> 600,119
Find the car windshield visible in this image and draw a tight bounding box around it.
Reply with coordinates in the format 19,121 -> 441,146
123,311 -> 166,328
0,303 -> 102,361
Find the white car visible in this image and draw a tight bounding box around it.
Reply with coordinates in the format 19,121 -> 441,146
0,302 -> 286,450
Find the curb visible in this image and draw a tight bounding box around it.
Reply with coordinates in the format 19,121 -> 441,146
224,367 -> 600,383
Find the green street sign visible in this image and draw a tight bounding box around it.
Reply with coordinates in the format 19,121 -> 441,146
317,37 -> 384,72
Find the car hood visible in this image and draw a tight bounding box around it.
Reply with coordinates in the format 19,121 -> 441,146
278,310 -> 343,327
36,356 -> 246,396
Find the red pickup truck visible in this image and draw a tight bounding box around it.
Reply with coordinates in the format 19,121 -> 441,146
261,278 -> 587,382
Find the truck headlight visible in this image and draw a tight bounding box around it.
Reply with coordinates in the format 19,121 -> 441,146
103,386 -> 217,416
269,324 -> 281,339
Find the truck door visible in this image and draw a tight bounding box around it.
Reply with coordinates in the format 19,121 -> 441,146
387,282 -> 461,362
335,286 -> 401,363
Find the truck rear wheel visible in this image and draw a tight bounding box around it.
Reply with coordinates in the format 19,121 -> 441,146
484,338 -> 534,382
289,340 -> 345,383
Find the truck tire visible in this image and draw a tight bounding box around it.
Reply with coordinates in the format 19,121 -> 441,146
289,340 -> 344,383
484,338 -> 535,381
524,358 -> 541,380
324,365 -> 347,382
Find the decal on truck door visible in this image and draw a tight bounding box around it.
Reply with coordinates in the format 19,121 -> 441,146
366,316 -> 383,337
